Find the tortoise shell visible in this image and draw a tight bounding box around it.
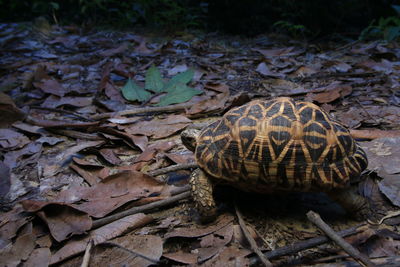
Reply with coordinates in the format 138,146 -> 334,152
194,97 -> 368,192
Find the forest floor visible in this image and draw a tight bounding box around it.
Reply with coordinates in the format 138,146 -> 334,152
1,20 -> 400,266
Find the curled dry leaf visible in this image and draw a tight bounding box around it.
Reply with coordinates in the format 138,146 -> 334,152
129,140 -> 176,171
256,62 -> 284,78
21,201 -> 92,242
362,137 -> 400,207
186,92 -> 230,117
306,82 -> 352,103
50,213 -> 153,265
55,170 -> 168,218
0,129 -> 30,149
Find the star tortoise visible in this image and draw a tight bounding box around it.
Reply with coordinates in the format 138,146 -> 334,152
181,97 -> 368,222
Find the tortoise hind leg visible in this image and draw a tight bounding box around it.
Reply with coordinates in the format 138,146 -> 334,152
327,187 -> 370,220
190,168 -> 217,222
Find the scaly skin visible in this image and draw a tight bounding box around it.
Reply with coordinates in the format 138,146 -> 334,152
189,168 -> 217,222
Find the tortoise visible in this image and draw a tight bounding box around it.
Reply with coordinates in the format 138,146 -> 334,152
181,97 -> 369,222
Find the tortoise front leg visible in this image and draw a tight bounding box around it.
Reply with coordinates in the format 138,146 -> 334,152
327,187 -> 370,220
189,168 -> 217,222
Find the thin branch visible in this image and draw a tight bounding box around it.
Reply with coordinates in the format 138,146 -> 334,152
350,129 -> 400,140
249,223 -> 366,265
30,106 -> 92,121
147,163 -> 197,177
25,115 -> 99,128
49,129 -> 104,140
307,211 -> 376,267
235,205 -> 273,267
90,102 -> 193,120
92,189 -> 191,229
80,239 -> 94,267
100,241 -> 159,264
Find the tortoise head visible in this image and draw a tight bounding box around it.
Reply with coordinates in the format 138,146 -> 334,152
181,128 -> 201,152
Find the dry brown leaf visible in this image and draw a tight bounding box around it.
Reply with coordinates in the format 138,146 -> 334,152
0,129 -> 30,149
256,62 -> 284,78
125,114 -> 191,139
55,171 -> 167,218
362,138 -> 400,208
0,233 -> 36,267
50,213 -> 153,265
0,161 -> 11,199
33,79 -> 68,97
0,206 -> 32,248
165,214 -> 234,239
186,92 -> 230,117
0,92 -> 26,128
163,251 -> 198,264
41,95 -> 92,108
98,148 -> 122,165
3,142 -> 42,169
91,235 -> 163,267
23,247 -> 51,267
201,245 -> 250,267
21,201 -> 92,242
306,82 -> 352,103
253,46 -> 296,57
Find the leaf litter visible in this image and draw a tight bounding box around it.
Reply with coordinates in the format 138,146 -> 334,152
1,19 -> 400,266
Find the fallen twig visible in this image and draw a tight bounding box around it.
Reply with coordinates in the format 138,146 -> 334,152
100,241 -> 159,264
249,223 -> 366,265
307,211 -> 376,267
80,239 -> 93,267
25,115 -> 99,128
350,129 -> 400,140
235,205 -> 273,267
147,163 -> 197,177
49,129 -> 104,140
92,188 -> 191,229
31,106 -> 92,121
90,102 -> 193,120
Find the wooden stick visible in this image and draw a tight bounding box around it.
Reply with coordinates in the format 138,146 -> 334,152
90,102 -> 192,120
147,163 -> 197,177
248,223 -> 366,265
92,189 -> 191,229
307,211 -> 376,267
350,129 -> 400,140
235,205 -> 273,267
100,241 -> 159,264
80,239 -> 93,267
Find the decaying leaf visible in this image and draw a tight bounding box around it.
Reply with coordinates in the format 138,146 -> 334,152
125,115 -> 191,139
50,213 -> 153,265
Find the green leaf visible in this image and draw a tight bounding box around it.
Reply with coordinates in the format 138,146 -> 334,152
145,65 -> 164,93
385,26 -> 400,41
121,78 -> 151,102
163,69 -> 194,92
156,82 -> 202,106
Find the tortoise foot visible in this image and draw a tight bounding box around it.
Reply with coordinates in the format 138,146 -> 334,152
189,168 -> 217,223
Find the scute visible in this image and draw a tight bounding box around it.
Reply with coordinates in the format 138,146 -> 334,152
194,97 -> 368,192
